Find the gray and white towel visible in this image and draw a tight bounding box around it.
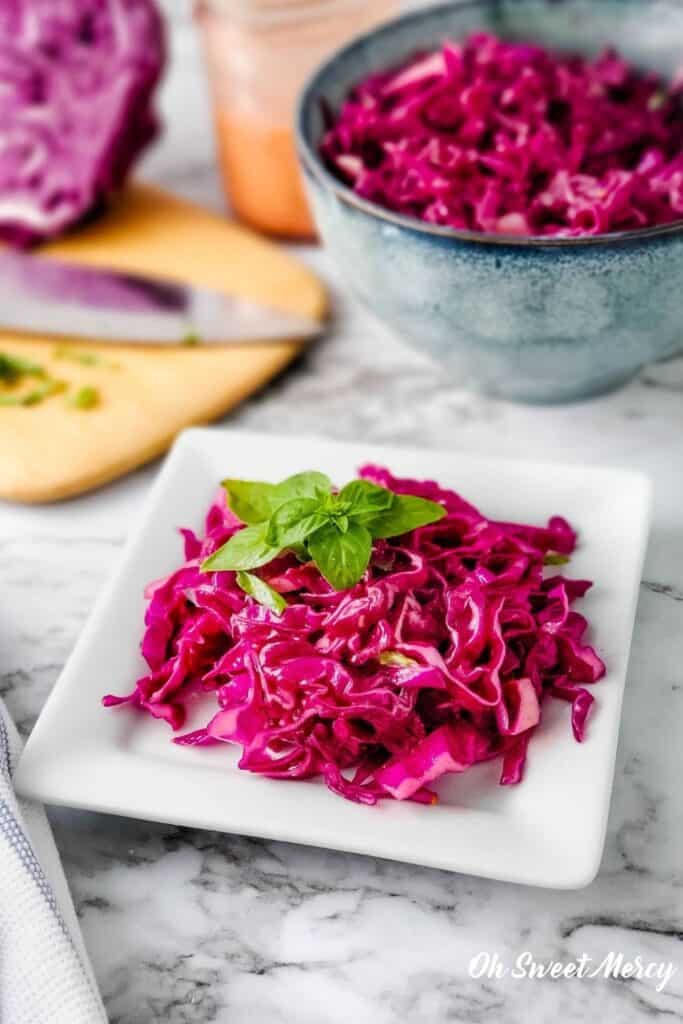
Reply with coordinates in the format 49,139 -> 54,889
0,699 -> 107,1024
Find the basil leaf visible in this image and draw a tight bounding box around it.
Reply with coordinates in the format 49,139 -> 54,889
266,498 -> 327,548
222,471 -> 332,525
369,494 -> 445,539
340,480 -> 394,522
236,571 -> 288,614
201,524 -> 281,572
308,520 -> 372,590
222,479 -> 278,525
273,471 -> 331,504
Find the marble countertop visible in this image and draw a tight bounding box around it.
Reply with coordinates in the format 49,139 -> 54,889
2,4 -> 683,1021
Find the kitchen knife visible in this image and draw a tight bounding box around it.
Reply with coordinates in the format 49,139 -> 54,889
0,250 -> 323,345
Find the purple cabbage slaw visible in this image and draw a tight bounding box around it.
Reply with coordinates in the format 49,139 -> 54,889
101,466 -> 602,806
320,34 -> 683,237
104,466 -> 605,805
0,0 -> 165,245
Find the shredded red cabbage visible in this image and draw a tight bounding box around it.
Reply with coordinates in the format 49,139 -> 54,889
0,0 -> 165,245
320,34 -> 683,237
103,466 -> 605,805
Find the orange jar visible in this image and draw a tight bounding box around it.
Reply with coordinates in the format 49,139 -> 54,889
195,0 -> 398,239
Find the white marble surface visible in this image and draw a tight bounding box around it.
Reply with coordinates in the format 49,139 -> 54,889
3,3 -> 683,1021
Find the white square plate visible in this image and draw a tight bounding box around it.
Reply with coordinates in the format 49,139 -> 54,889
16,429 -> 651,888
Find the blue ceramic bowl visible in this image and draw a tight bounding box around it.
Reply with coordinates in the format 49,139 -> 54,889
297,0 -> 683,403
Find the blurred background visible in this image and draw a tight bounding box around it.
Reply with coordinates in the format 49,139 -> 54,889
143,1 -> 222,209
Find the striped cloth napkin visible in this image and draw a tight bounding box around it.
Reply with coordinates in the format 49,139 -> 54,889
0,699 -> 107,1023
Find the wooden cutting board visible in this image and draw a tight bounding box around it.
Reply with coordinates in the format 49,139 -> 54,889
0,184 -> 327,503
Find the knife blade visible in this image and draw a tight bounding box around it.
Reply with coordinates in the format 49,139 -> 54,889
0,251 -> 323,345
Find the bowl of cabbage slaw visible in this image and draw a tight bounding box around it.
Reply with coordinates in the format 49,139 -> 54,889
297,0 -> 683,403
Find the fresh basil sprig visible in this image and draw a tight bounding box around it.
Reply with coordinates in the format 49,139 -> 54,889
201,470 -> 445,592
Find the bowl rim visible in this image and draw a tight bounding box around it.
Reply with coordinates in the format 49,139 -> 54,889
295,0 -> 683,249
